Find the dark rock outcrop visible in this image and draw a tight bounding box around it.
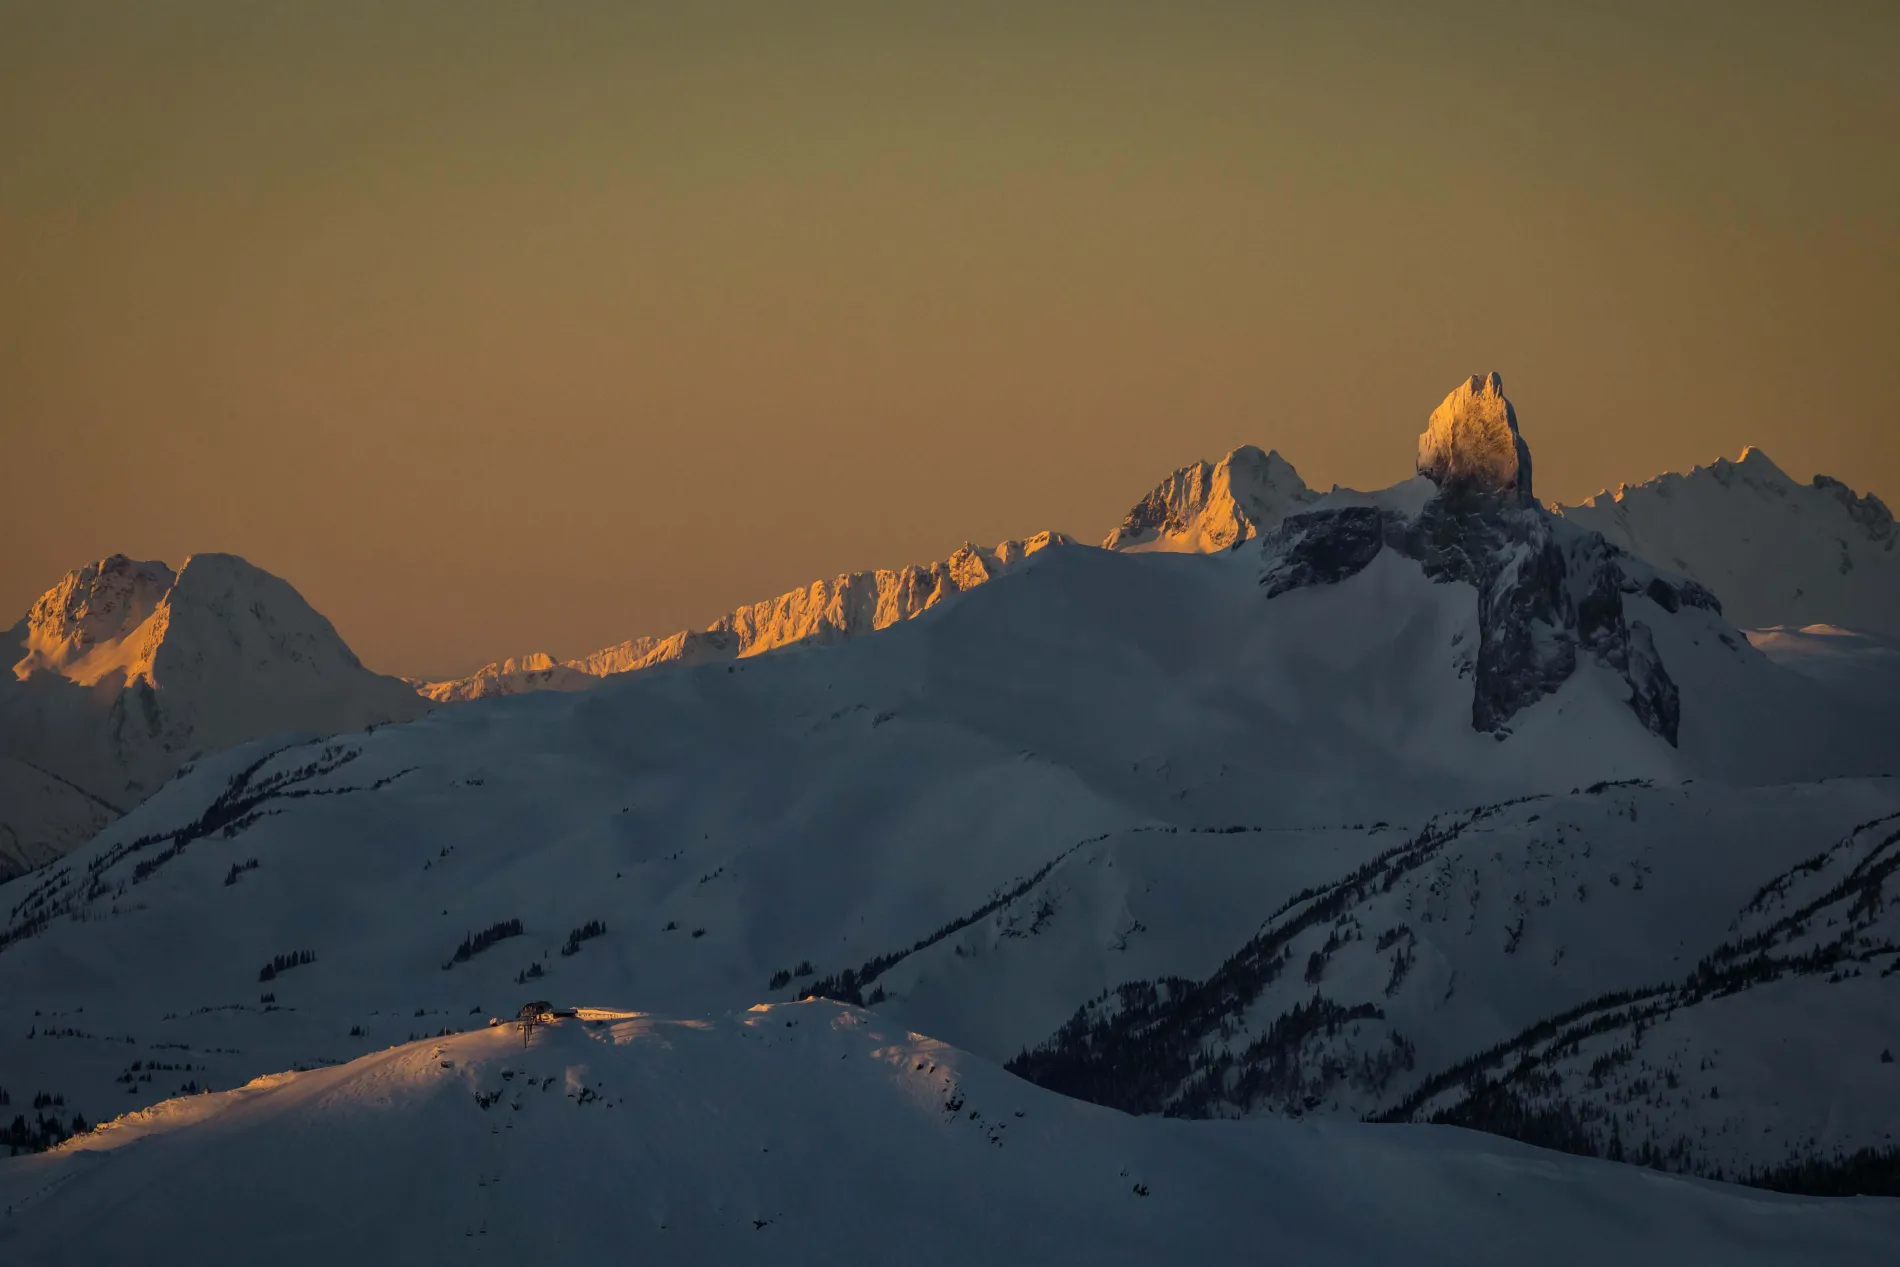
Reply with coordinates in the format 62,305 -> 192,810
1257,375 -> 1714,745
1258,491 -> 1694,745
1259,506 -> 1387,597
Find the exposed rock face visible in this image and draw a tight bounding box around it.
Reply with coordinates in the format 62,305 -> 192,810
1261,495 -> 1704,743
1813,473 -> 1896,539
420,532 -> 1076,702
1416,373 -> 1533,500
1103,445 -> 1318,553
11,555 -> 177,683
566,632 -> 739,680
1261,379 -> 1717,743
707,535 -> 1061,655
1258,507 -> 1388,598
408,653 -> 598,702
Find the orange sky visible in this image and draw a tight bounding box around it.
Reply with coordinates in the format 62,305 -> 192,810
3,2 -> 1895,678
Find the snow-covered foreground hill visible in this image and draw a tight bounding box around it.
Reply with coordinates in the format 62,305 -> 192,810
5,1003 -> 1895,1267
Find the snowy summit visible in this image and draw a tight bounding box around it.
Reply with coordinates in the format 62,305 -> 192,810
0,553 -> 427,878
1560,447 -> 1900,637
1101,444 -> 1319,553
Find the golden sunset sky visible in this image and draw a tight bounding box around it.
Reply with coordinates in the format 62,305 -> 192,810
3,2 -> 1895,677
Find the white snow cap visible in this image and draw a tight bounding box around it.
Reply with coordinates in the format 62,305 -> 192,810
1416,372 -> 1533,499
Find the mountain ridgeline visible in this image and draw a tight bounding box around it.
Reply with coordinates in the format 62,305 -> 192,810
415,532 -> 1078,702
1560,448 -> 1898,637
3,372 -> 1898,1234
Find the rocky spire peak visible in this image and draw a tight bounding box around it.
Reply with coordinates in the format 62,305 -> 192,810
1416,372 -> 1533,500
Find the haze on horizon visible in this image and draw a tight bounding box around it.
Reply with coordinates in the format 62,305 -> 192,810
2,2 -> 1895,679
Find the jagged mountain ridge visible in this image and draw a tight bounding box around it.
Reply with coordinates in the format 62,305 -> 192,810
1100,443 -> 1319,553
417,532 -> 1076,702
6,372 -> 1900,1221
1558,447 -> 1900,637
0,553 -> 428,878
422,441 -> 1328,703
3,371 -> 1894,1194
417,403 -> 1896,707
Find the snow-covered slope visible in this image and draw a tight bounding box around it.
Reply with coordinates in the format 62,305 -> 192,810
988,384 -> 1900,1184
1005,783 -> 1900,1174
1746,624 -> 1900,712
1101,444 -> 1318,552
2,490 -> 1894,1185
418,532 -> 1075,702
4,1004 -> 1894,1267
1559,448 -> 1900,636
0,760 -> 116,877
1382,803 -> 1900,1184
4,375 -> 1897,1234
0,554 -> 428,878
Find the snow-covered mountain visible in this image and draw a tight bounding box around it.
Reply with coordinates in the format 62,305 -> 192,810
418,385 -> 1898,712
421,441 -> 1321,703
1559,447 -> 1900,636
4,1004 -> 1894,1267
4,377 -> 1897,1220
0,554 -> 428,879
418,533 -> 1076,702
4,375 -> 1897,1259
1101,443 -> 1318,552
